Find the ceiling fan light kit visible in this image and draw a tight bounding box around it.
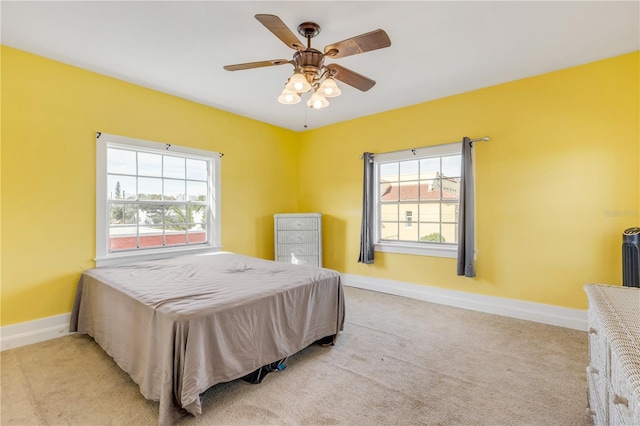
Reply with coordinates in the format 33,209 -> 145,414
307,91 -> 330,109
284,72 -> 312,93
318,77 -> 341,98
224,14 -> 391,110
277,88 -> 301,105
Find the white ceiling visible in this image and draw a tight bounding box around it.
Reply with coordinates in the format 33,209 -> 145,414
2,1 -> 638,132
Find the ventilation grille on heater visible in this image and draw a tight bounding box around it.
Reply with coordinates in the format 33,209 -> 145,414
622,227 -> 640,287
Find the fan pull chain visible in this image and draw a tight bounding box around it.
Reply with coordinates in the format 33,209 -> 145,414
304,104 -> 308,129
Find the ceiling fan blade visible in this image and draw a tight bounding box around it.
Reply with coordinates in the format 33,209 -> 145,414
324,29 -> 391,59
223,59 -> 291,71
255,14 -> 305,50
326,63 -> 376,92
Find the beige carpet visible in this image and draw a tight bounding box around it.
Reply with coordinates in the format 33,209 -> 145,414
1,287 -> 592,425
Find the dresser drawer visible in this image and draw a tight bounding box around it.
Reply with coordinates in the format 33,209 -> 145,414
277,230 -> 318,244
275,217 -> 319,231
588,314 -> 607,375
277,243 -> 319,257
609,350 -> 640,425
587,365 -> 608,425
276,255 -> 319,267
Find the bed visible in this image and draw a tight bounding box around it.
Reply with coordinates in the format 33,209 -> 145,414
69,252 -> 345,425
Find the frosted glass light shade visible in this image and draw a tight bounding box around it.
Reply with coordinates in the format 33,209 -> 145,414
278,89 -> 301,105
318,77 -> 341,97
285,72 -> 312,93
306,92 -> 329,109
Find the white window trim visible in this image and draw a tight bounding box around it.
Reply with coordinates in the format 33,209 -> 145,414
374,242 -> 458,258
373,142 -> 463,259
95,132 -> 222,267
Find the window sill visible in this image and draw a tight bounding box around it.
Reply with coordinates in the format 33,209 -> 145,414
374,242 -> 457,258
95,245 -> 223,267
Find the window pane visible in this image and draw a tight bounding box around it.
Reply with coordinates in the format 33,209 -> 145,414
164,179 -> 185,201
140,204 -> 164,225
419,158 -> 439,179
420,180 -> 441,201
138,177 -> 162,200
403,204 -> 418,223
399,181 -> 419,201
441,223 -> 458,244
441,202 -> 459,222
165,226 -> 188,247
399,160 -> 419,181
379,162 -> 398,182
187,181 -> 207,201
165,205 -> 187,227
419,223 -> 441,242
402,205 -> 418,235
380,204 -> 399,222
109,205 -> 121,225
186,158 -> 208,181
419,203 -> 440,222
188,205 -> 207,225
398,222 -> 419,242
109,226 -> 137,250
163,156 -> 185,179
139,226 -> 164,248
188,229 -> 207,243
124,204 -> 138,225
108,176 -> 136,200
107,149 -> 136,175
109,203 -> 137,225
138,152 -> 162,177
380,222 -> 399,240
442,154 -> 461,177
380,182 -> 398,202
442,178 -> 460,200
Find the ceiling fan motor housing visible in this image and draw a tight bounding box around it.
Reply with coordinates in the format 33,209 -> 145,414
293,49 -> 325,83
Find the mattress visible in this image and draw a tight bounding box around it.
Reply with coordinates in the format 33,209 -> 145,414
69,252 -> 345,424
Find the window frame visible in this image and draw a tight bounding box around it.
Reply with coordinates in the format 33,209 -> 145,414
95,132 -> 221,267
373,142 -> 464,259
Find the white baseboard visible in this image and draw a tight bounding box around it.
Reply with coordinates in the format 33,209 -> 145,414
342,274 -> 588,331
1,313 -> 71,351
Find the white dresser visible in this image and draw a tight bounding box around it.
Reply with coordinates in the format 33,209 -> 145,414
274,213 -> 322,267
584,284 -> 640,426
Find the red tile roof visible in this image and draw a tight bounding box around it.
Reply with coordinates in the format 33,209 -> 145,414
381,182 -> 458,202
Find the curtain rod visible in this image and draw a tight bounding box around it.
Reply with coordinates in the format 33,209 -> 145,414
359,136 -> 490,159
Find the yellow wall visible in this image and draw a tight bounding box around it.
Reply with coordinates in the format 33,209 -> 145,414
298,51 -> 640,310
0,46 -> 299,326
2,47 -> 638,327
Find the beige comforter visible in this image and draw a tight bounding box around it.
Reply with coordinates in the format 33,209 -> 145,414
69,252 -> 345,425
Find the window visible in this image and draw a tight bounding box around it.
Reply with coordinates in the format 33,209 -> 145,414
374,143 -> 462,258
95,133 -> 221,266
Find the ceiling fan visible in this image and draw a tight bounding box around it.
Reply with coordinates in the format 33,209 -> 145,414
223,14 -> 391,109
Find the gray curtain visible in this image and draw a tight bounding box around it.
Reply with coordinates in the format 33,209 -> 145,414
457,137 -> 476,277
358,152 -> 375,264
